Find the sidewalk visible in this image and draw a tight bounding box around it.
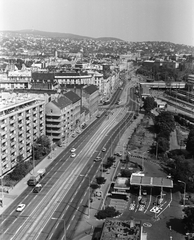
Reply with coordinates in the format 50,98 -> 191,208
73,113 -> 144,240
0,114 -> 97,216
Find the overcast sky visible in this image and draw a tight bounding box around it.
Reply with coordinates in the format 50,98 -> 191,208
0,0 -> 194,45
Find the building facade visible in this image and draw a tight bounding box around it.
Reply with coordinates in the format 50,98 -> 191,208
45,96 -> 72,143
0,93 -> 45,175
82,85 -> 99,116
45,91 -> 81,143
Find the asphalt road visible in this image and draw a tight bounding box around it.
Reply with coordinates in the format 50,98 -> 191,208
39,88 -> 138,240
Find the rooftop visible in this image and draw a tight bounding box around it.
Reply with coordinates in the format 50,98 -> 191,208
130,175 -> 173,188
83,84 -> 99,95
100,219 -> 141,240
64,91 -> 81,103
0,93 -> 43,115
51,96 -> 72,110
114,177 -> 130,189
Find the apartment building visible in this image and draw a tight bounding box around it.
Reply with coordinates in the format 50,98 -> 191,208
64,91 -> 81,129
45,96 -> 72,143
0,93 -> 45,175
45,91 -> 81,143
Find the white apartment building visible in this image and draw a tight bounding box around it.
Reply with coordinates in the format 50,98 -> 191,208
0,93 -> 45,175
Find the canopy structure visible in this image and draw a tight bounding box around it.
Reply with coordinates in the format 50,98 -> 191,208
130,175 -> 173,188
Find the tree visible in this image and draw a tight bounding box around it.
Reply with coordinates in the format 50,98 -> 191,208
143,96 -> 156,113
9,162 -> 31,181
157,137 -> 170,153
34,135 -> 51,159
183,207 -> 194,233
96,176 -> 106,185
155,111 -> 175,134
168,156 -> 194,192
120,169 -> 132,178
95,206 -> 120,220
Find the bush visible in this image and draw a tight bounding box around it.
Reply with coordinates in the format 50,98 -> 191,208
96,206 -> 120,219
168,149 -> 191,159
90,183 -> 100,190
96,176 -> 106,185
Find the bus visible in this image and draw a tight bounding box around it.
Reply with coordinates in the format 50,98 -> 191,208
33,184 -> 42,193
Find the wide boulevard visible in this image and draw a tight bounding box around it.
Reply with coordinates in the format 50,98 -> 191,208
0,69 -> 139,240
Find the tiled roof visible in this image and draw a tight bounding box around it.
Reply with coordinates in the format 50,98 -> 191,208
64,91 -> 81,103
52,96 -> 71,109
83,85 -> 98,95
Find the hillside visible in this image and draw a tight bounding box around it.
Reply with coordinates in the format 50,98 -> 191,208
1,29 -> 124,41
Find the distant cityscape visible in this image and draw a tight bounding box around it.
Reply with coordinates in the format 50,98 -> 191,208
1,29 -> 194,240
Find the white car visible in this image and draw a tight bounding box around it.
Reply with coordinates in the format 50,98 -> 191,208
94,157 -> 102,162
71,153 -> 76,158
102,148 -> 106,152
16,203 -> 26,212
70,148 -> 76,153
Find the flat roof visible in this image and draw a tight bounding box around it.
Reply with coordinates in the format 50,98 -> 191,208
114,177 -> 130,188
130,175 -> 173,188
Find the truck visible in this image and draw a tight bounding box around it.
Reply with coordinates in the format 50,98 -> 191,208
37,169 -> 46,178
27,175 -> 41,186
27,168 -> 46,186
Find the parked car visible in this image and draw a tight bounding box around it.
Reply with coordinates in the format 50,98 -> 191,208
140,198 -> 147,205
114,152 -> 122,157
102,147 -> 106,152
16,203 -> 26,212
142,190 -> 147,196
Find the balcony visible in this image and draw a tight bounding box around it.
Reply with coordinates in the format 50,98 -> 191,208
1,145 -> 7,151
33,129 -> 38,134
46,117 -> 61,122
26,111 -> 30,116
9,118 -> 15,124
10,141 -> 15,147
1,137 -> 6,143
1,152 -> 7,159
46,128 -> 62,134
18,120 -> 23,126
40,125 -> 44,130
1,122 -> 6,128
26,126 -> 31,131
10,125 -> 15,131
18,115 -> 23,120
46,112 -> 61,117
26,119 -> 31,124
10,132 -> 16,139
18,136 -> 23,142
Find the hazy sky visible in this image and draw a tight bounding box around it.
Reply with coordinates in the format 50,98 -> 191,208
1,0 -> 194,45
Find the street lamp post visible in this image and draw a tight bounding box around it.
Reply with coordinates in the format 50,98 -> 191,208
51,217 -> 66,240
0,168 -> 4,209
80,174 -> 90,218
178,180 -> 186,207
32,143 -> 41,175
32,144 -> 35,176
142,151 -> 148,171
